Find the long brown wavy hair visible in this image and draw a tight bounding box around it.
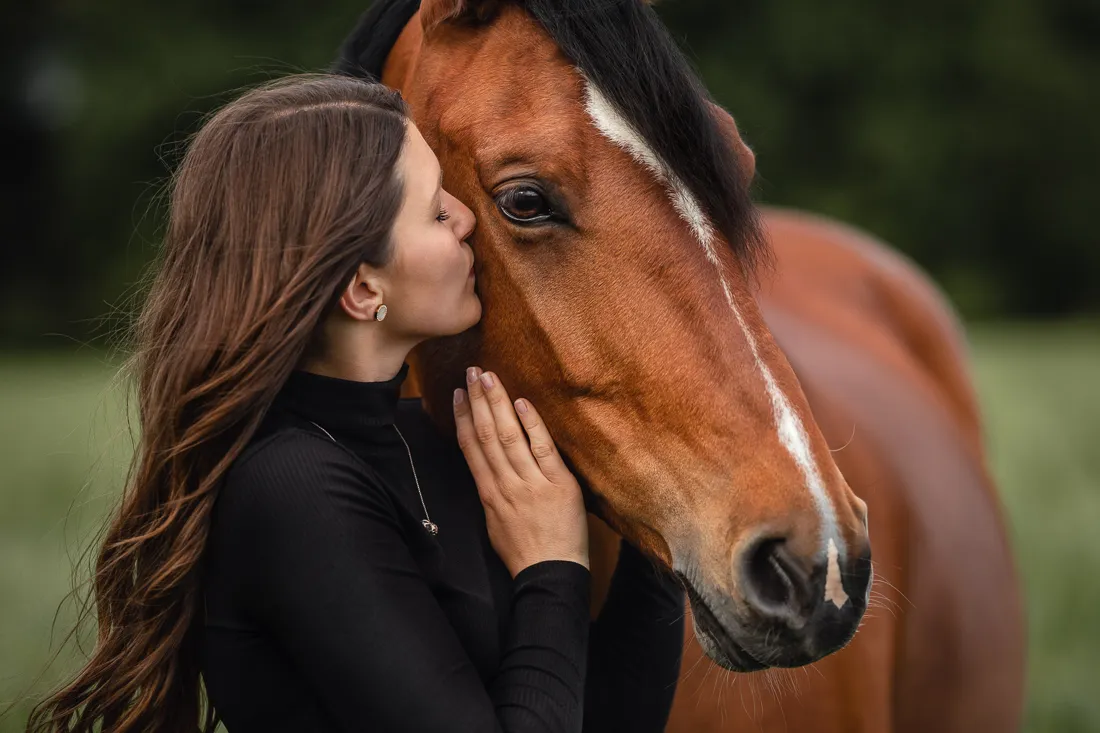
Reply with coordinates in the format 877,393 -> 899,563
26,73 -> 410,732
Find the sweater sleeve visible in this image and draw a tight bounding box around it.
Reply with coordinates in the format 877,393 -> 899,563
582,540 -> 686,733
224,432 -> 591,733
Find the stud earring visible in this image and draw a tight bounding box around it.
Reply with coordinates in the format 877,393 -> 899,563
374,304 -> 388,321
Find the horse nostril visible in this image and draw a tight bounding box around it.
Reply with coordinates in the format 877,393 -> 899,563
743,538 -> 815,627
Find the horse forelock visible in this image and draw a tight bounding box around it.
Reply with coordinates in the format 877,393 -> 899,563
333,0 -> 769,277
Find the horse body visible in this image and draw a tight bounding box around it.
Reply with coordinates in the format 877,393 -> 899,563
338,1 -> 1024,729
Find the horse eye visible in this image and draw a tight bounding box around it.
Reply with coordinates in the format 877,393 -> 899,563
496,186 -> 554,224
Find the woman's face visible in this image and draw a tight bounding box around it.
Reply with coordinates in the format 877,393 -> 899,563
383,122 -> 480,339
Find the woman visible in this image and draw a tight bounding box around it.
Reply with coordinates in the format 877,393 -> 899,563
27,75 -> 684,732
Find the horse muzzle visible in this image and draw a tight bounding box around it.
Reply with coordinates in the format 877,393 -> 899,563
680,538 -> 872,671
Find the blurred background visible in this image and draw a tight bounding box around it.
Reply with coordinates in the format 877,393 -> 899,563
1,0 -> 1097,730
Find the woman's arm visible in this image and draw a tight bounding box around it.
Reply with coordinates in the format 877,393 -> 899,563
225,433 -> 591,733
583,540 -> 686,733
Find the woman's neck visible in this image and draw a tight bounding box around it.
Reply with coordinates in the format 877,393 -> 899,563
301,333 -> 416,383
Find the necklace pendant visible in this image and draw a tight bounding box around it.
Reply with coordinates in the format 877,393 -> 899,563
422,519 -> 440,536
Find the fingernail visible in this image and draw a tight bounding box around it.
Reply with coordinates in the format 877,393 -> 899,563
479,372 -> 495,389
453,388 -> 465,405
466,367 -> 478,384
515,398 -> 528,414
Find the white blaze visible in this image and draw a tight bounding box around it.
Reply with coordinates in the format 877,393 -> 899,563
582,82 -> 716,256
583,79 -> 841,562
825,538 -> 850,609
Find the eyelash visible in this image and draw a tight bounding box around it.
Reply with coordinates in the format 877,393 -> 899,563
437,207 -> 451,223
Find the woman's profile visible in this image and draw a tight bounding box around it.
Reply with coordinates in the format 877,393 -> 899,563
25,74 -> 684,732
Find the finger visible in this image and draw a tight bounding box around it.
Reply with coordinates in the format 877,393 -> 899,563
477,371 -> 541,479
513,397 -> 570,482
453,387 -> 495,495
465,366 -> 513,479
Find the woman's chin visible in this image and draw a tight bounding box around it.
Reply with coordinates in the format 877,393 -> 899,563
464,295 -> 483,329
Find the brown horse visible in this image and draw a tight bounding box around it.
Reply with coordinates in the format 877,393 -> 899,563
335,1 -> 1025,730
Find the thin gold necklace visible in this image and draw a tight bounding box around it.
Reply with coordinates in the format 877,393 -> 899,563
308,420 -> 439,536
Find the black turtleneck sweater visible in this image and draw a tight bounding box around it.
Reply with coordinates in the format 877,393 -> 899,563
200,363 -> 685,733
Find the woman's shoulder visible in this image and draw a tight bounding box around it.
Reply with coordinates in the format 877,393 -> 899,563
218,426 -> 392,521
232,424 -> 359,475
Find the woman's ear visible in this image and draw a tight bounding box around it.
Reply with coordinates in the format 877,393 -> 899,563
338,262 -> 387,321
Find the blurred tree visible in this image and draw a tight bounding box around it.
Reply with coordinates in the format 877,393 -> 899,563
1,4 -> 62,343
659,0 -> 1100,317
0,0 -> 1096,347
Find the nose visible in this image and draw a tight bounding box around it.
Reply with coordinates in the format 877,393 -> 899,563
444,189 -> 476,241
740,535 -> 871,658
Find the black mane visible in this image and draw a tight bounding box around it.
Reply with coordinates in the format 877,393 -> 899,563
333,0 -> 766,271
332,0 -> 421,79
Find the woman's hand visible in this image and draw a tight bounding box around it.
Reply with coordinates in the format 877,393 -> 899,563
453,366 -> 589,577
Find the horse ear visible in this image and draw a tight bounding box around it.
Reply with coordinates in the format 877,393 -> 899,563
708,102 -> 756,188
420,0 -> 503,33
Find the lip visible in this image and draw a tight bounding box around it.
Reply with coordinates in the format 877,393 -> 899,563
679,573 -> 769,672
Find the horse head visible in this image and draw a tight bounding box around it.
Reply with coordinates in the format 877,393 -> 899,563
337,0 -> 872,671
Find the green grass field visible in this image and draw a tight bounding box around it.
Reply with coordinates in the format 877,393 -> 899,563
1,324 -> 1097,731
